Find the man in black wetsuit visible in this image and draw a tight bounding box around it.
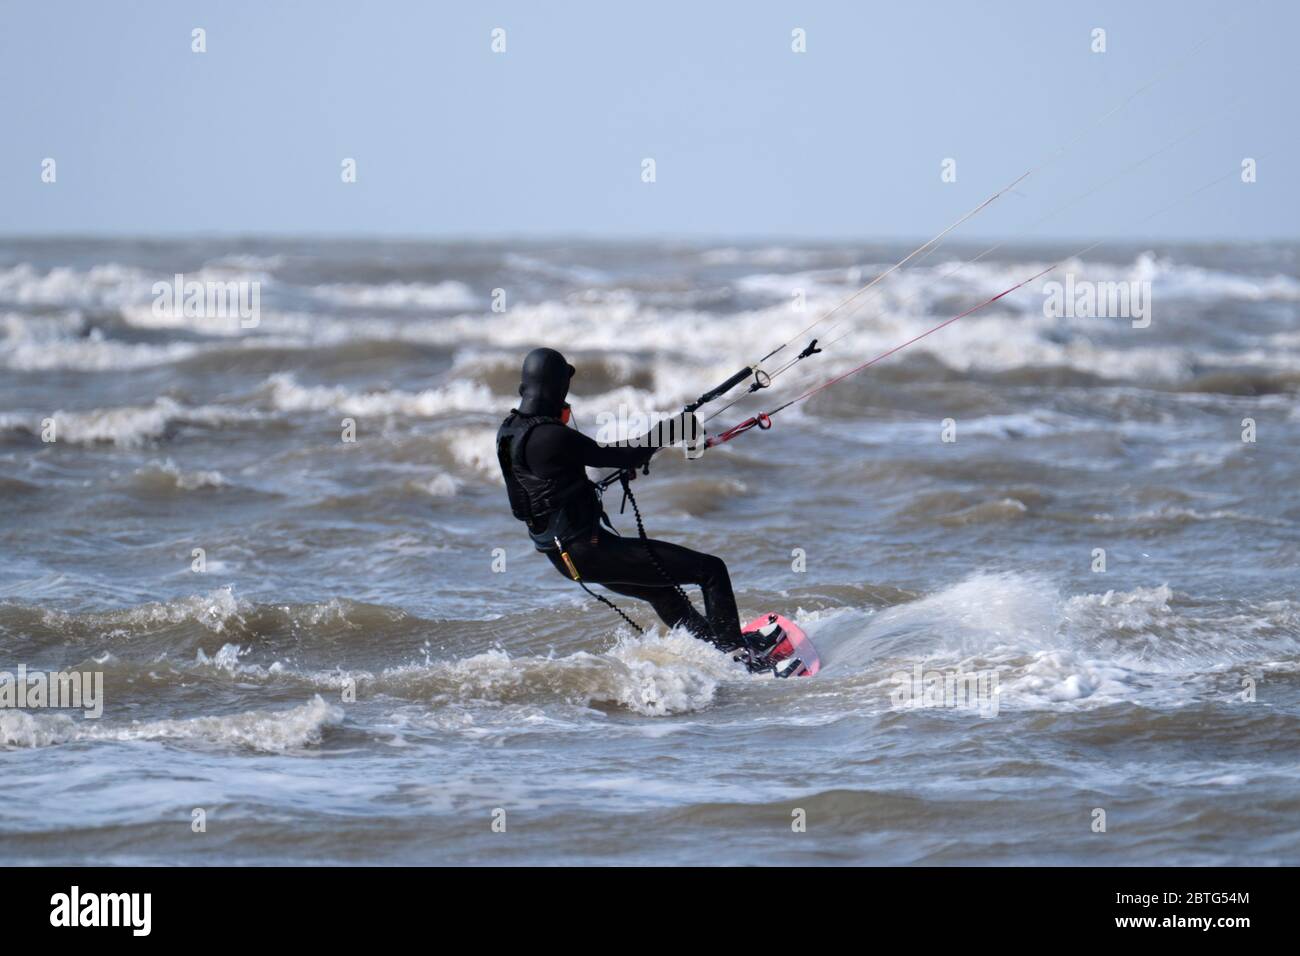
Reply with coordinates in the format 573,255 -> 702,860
496,347 -> 746,650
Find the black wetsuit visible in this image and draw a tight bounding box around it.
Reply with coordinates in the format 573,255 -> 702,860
519,422 -> 743,646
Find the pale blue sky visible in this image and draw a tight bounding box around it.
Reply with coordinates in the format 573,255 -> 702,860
1,0 -> 1293,239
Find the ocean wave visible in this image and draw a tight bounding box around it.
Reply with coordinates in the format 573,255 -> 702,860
1116,504 -> 1280,527
77,625 -> 745,720
434,426 -> 502,480
200,253 -> 286,272
4,251 -> 1296,387
9,590 -> 418,651
0,262 -> 152,309
3,334 -> 201,372
426,632 -> 734,716
38,586 -> 249,636
0,262 -> 276,314
308,279 -> 479,310
129,459 -> 229,493
1,695 -> 342,751
7,575 -> 1297,736
923,252 -> 1300,303
0,397 -> 253,447
8,254 -> 1293,394
657,477 -> 750,516
938,497 -> 1031,526
1001,648 -> 1139,705
407,473 -> 460,497
185,629 -> 739,717
1130,251 -> 1300,302
502,252 -> 610,284
817,572 -> 1064,669
806,573 -> 1300,711
700,246 -> 859,268
264,371 -> 496,418
0,311 -> 203,371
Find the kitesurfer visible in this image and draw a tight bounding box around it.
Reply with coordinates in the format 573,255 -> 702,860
496,347 -> 745,649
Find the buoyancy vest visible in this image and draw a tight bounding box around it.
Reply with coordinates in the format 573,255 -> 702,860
496,411 -> 601,550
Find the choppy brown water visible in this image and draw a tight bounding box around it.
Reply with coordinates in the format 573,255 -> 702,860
2,238 -> 1298,864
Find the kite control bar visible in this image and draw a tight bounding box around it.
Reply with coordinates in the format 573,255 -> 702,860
683,366 -> 756,413
593,364 -> 767,490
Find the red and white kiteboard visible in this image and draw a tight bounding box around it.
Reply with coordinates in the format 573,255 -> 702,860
741,613 -> 821,678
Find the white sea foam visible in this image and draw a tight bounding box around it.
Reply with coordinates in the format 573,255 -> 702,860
1129,251 -> 1300,301
265,372 -> 495,417
0,262 -> 275,311
39,586 -> 248,635
811,573 -> 1286,711
309,279 -> 479,310
412,473 -> 460,497
0,709 -> 78,748
0,312 -> 202,371
439,426 -> 502,479
1001,649 -> 1139,705
0,695 -> 342,751
134,458 -> 228,491
417,629 -> 739,717
0,262 -> 153,308
6,249 -> 1294,386
40,398 -> 250,447
184,630 -> 743,718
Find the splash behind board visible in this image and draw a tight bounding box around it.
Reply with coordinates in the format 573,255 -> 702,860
741,613 -> 821,678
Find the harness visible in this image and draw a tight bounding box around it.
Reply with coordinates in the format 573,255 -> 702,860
496,412 -> 599,551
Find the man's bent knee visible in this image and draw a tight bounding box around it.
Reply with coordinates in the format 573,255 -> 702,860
700,553 -> 729,582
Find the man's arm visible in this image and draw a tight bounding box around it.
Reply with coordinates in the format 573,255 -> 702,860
561,427 -> 658,469
523,423 -> 655,476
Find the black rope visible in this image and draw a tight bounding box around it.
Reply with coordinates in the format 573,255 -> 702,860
565,471 -> 698,638
618,472 -> 762,658
569,471 -> 698,637
619,473 -> 695,611
581,474 -> 771,667
701,339 -> 822,426
576,577 -> 645,634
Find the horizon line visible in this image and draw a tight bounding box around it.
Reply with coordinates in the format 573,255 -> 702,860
3,231 -> 1297,247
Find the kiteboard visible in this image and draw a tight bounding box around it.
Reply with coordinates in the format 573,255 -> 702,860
740,613 -> 821,678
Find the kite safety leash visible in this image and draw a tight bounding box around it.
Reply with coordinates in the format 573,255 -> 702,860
704,413 -> 772,449
554,535 -> 646,634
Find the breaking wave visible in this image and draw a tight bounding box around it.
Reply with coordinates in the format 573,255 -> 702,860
1,695 -> 342,752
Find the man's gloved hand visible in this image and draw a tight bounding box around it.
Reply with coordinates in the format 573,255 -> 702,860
629,411 -> 701,454
653,411 -> 701,448
623,411 -> 705,472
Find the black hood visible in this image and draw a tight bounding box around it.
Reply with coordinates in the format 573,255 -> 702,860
516,347 -> 575,417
